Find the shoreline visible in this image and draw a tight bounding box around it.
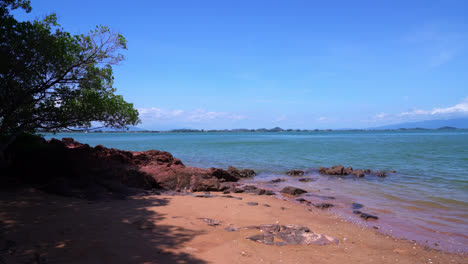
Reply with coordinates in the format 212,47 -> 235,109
243,176 -> 468,254
3,136 -> 467,262
1,188 -> 466,264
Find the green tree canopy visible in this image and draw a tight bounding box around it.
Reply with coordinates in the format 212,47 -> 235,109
0,0 -> 140,152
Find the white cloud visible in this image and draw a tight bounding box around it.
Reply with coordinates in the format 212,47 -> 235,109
137,107 -> 246,123
372,97 -> 468,124
431,98 -> 468,115
398,97 -> 468,117
375,112 -> 387,119
318,117 -> 327,121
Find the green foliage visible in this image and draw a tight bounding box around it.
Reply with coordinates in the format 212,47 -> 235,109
0,0 -> 140,150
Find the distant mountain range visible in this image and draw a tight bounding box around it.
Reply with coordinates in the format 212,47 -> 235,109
371,117 -> 468,130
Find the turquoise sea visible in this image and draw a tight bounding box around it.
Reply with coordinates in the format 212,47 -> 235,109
46,130 -> 468,252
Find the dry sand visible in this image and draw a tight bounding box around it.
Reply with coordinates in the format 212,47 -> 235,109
0,189 -> 466,264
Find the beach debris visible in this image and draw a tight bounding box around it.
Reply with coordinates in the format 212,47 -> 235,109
247,224 -> 338,246
287,170 -> 305,176
353,211 -> 379,220
280,186 -> 307,195
270,178 -> 286,183
314,203 -> 334,209
247,202 -> 259,206
225,226 -> 240,232
228,166 -> 256,178
263,204 -> 271,207
298,178 -> 316,182
351,203 -> 364,210
200,218 -> 221,226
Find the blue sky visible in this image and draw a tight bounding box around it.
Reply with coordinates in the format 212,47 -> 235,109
15,0 -> 468,129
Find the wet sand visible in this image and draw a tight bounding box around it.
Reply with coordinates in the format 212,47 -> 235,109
0,189 -> 466,264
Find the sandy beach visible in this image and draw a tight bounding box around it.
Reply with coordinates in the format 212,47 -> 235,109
1,189 -> 466,264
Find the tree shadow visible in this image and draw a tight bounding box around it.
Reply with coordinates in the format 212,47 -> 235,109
0,190 -> 207,264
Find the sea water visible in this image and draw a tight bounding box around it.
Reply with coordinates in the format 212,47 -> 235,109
45,130 -> 468,252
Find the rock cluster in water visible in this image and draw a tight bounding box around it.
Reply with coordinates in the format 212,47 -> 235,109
318,165 -> 394,178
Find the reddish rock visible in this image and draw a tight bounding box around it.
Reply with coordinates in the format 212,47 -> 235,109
5,136 -> 241,198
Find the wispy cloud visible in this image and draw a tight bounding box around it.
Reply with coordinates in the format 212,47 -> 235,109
399,97 -> 468,117
318,117 -> 327,121
138,107 -> 246,123
371,97 -> 468,124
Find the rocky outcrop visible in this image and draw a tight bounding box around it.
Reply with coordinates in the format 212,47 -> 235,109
280,186 -> 307,196
247,224 -> 338,246
3,136 -> 244,198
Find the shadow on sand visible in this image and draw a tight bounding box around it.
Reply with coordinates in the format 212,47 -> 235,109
0,190 -> 207,264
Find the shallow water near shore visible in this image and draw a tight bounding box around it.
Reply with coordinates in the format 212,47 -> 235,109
45,130 -> 468,253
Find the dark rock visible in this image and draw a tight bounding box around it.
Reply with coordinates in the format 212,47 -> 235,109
314,203 -> 334,209
296,198 -> 307,203
232,188 -> 244,193
373,171 -> 387,177
246,189 -> 266,195
208,167 -> 239,182
351,203 -> 364,210
223,190 -> 230,194
263,204 -> 271,207
228,166 -> 256,178
270,178 -> 285,183
353,210 -> 378,220
247,202 -> 259,206
287,170 -> 304,176
352,170 -> 365,177
305,194 -> 336,200
280,186 -> 307,195
360,213 -> 379,220
243,185 -> 257,190
264,190 -> 275,195
298,178 -> 316,182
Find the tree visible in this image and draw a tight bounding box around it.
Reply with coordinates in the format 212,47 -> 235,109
0,0 -> 140,154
